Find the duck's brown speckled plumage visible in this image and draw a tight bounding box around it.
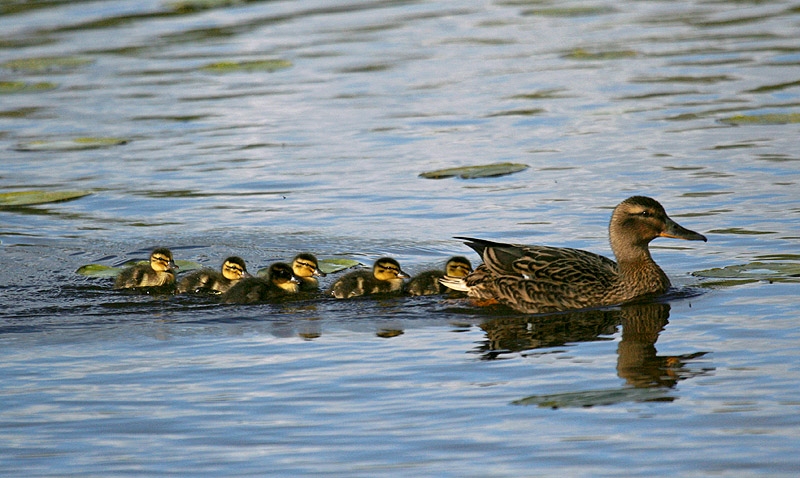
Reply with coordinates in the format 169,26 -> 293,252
176,256 -> 249,294
114,248 -> 178,290
442,196 -> 706,314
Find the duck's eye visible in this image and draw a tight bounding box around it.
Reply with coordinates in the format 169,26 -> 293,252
639,210 -> 651,217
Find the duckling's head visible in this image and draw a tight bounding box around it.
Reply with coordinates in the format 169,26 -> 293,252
292,253 -> 326,279
373,257 -> 410,282
610,196 -> 706,256
150,248 -> 177,272
221,256 -> 250,281
268,262 -> 301,293
444,256 -> 473,277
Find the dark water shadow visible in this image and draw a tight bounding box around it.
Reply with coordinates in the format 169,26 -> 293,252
467,298 -> 713,407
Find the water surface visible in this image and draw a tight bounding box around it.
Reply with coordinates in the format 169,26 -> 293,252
2,0 -> 800,475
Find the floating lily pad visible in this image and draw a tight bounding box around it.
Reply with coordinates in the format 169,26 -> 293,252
256,258 -> 362,277
199,59 -> 292,73
512,387 -> 672,408
75,264 -> 120,278
318,258 -> 362,274
14,137 -> 128,151
718,113 -> 800,126
0,190 -> 92,207
563,48 -> 638,60
419,162 -> 529,180
0,56 -> 94,73
76,259 -> 203,278
166,0 -> 245,13
0,81 -> 58,94
693,261 -> 800,286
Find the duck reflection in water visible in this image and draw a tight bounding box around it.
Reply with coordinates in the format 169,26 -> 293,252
478,302 -> 710,390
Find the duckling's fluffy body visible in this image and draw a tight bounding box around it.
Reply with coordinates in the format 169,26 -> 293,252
114,248 -> 177,290
291,253 -> 326,291
329,257 -> 409,299
222,262 -> 300,304
405,256 -> 473,296
441,196 -> 706,314
177,256 -> 249,294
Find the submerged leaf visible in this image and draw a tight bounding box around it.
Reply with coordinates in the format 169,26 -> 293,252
719,113 -> 800,126
14,137 -> 128,151
0,56 -> 94,73
0,190 -> 92,207
0,81 -> 58,94
513,387 -> 672,408
419,162 -> 529,180
199,59 -> 292,73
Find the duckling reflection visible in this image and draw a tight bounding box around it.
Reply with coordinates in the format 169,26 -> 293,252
221,262 -> 300,304
114,247 -> 178,290
478,302 -> 709,389
405,256 -> 473,296
176,256 -> 250,294
291,253 -> 326,291
329,257 -> 409,299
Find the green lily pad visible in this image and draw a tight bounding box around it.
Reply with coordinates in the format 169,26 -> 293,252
256,258 -> 362,277
75,264 -> 120,278
318,259 -> 362,274
563,48 -> 638,60
693,261 -> 800,286
0,81 -> 58,94
419,162 -> 529,180
76,260 -> 203,278
719,113 -> 800,126
1,56 -> 94,73
199,59 -> 292,73
14,137 -> 128,151
0,190 -> 92,207
512,387 -> 672,408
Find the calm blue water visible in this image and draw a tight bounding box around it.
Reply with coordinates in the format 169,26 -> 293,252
2,0 -> 800,475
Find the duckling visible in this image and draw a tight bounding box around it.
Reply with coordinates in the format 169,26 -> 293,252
221,262 -> 301,304
291,253 -> 327,291
440,196 -> 707,314
329,257 -> 410,299
176,256 -> 250,294
405,256 -> 473,296
114,247 -> 178,290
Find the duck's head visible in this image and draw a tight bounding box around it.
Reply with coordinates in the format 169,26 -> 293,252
268,262 -> 301,293
150,248 -> 177,272
373,257 -> 410,281
292,253 -> 326,279
610,196 -> 706,257
221,256 -> 250,281
444,256 -> 473,277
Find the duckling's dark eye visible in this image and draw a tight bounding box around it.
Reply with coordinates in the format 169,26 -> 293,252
639,210 -> 651,217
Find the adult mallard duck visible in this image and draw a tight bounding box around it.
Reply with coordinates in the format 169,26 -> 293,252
221,262 -> 300,304
405,256 -> 473,296
329,257 -> 410,299
440,196 -> 707,314
114,247 -> 178,290
291,253 -> 327,291
176,256 -> 250,294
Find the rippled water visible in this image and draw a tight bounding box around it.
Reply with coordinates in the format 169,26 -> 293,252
2,0 -> 800,475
